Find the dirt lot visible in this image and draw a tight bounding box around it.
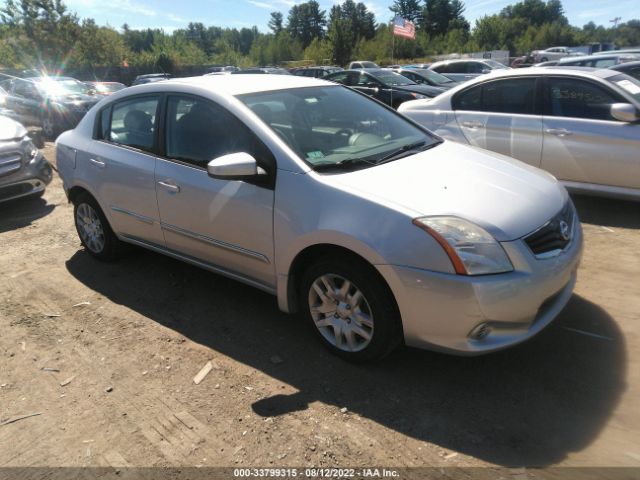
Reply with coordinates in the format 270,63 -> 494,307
1,143 -> 639,475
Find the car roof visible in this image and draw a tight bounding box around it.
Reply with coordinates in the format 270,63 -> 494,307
611,60 -> 640,69
134,74 -> 331,96
559,53 -> 639,63
25,76 -> 77,82
432,59 -> 485,65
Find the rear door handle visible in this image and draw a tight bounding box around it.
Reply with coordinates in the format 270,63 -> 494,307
89,158 -> 105,169
545,128 -> 572,137
462,121 -> 484,129
157,180 -> 180,193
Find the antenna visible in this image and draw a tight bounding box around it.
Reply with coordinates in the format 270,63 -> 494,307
610,16 -> 621,28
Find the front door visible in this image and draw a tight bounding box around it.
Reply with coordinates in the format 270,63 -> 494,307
155,94 -> 276,288
541,76 -> 640,190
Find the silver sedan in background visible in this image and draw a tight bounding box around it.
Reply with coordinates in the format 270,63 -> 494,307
56,75 -> 582,361
399,67 -> 640,200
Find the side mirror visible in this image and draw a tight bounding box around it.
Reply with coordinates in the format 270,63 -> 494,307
610,103 -> 639,123
481,68 -> 491,74
207,152 -> 267,180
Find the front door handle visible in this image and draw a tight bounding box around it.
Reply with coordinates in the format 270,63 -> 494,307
89,158 -> 105,169
462,121 -> 484,129
157,180 -> 180,193
545,128 -> 572,137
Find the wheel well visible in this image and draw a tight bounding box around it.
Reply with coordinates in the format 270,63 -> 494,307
68,186 -> 92,205
286,244 -> 399,317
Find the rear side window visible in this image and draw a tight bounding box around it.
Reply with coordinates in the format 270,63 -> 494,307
107,96 -> 159,152
453,78 -> 536,114
547,77 -> 620,120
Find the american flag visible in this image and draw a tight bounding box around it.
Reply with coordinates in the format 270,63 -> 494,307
393,16 -> 416,40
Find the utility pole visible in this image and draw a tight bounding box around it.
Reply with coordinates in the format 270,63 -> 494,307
610,17 -> 622,28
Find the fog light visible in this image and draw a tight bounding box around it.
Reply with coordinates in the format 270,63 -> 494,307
469,323 -> 492,340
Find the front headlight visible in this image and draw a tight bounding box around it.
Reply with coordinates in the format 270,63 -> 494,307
413,216 -> 513,275
22,138 -> 38,164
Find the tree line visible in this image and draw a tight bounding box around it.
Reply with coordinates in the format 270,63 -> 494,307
0,0 -> 638,75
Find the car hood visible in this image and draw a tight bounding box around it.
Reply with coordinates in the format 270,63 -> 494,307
394,84 -> 447,97
48,93 -> 100,105
0,115 -> 27,141
329,141 -> 567,241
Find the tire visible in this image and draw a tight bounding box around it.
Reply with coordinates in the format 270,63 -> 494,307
40,112 -> 58,140
540,57 -> 548,62
300,254 -> 403,362
73,193 -> 122,261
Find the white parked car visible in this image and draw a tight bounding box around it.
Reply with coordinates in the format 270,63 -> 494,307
531,47 -> 582,63
56,75 -> 582,361
398,67 -> 640,200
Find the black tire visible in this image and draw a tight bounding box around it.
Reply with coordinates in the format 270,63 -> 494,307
540,57 -> 548,62
299,254 -> 403,362
40,112 -> 59,140
73,192 -> 122,261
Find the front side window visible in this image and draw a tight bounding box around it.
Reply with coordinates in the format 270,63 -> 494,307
108,96 -> 159,152
547,77 -> 620,121
165,95 -> 273,170
238,85 -> 440,170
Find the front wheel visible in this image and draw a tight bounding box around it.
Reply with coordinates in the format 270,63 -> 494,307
73,193 -> 122,261
300,256 -> 402,361
40,112 -> 58,140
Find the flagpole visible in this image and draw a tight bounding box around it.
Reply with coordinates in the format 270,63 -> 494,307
391,20 -> 395,65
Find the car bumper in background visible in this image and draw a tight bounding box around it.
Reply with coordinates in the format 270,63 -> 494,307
0,153 -> 52,203
377,222 -> 583,354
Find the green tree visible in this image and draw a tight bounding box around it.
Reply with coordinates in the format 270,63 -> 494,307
287,0 -> 326,48
268,12 -> 284,34
389,0 -> 422,23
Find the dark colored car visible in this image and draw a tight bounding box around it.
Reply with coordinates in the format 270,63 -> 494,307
610,61 -> 640,81
393,68 -> 462,90
3,76 -> 100,139
325,69 -> 444,109
0,114 -> 52,203
232,67 -> 291,75
85,81 -> 126,96
132,73 -> 171,86
293,66 -> 343,78
206,65 -> 239,73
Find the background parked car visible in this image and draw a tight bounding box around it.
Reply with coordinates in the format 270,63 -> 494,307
398,67 -> 640,200
393,67 -> 462,90
531,46 -> 582,63
0,114 -> 52,202
347,60 -> 379,69
610,61 -> 640,81
428,59 -> 509,82
85,81 -> 126,96
232,67 -> 291,75
558,53 -> 640,68
3,76 -> 100,139
534,60 -> 559,67
325,69 -> 444,109
594,48 -> 640,56
132,73 -> 171,85
292,66 -> 343,78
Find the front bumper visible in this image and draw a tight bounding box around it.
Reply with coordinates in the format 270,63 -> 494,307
377,222 -> 583,355
0,153 -> 52,203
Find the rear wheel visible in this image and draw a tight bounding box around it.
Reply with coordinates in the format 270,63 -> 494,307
73,193 -> 122,261
300,255 -> 402,361
40,113 -> 58,140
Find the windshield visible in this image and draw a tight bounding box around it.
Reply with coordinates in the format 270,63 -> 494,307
36,79 -> 91,96
238,86 -> 439,170
374,71 -> 416,86
414,69 -> 454,84
484,60 -> 508,69
609,74 -> 640,103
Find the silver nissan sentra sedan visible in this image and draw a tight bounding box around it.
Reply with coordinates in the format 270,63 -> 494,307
55,75 -> 583,361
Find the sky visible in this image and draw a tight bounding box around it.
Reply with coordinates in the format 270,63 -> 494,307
63,0 -> 638,33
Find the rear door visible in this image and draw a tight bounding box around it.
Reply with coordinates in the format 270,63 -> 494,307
452,76 -> 543,167
81,94 -> 165,245
541,75 -> 640,189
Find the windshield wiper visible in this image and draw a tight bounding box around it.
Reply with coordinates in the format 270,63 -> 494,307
376,140 -> 434,164
312,157 -> 377,172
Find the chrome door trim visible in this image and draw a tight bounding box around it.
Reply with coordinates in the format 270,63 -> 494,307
110,206 -> 155,225
160,221 -> 270,264
119,234 -> 276,295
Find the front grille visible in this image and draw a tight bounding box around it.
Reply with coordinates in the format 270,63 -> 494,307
0,182 -> 34,201
0,151 -> 23,177
524,202 -> 575,257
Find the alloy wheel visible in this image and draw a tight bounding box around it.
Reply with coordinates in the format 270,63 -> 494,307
76,203 -> 105,253
308,273 -> 374,352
